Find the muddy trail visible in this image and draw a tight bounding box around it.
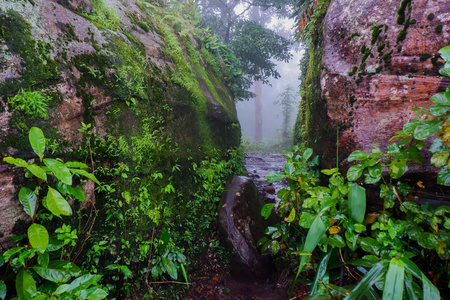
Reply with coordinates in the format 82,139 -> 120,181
187,153 -> 309,299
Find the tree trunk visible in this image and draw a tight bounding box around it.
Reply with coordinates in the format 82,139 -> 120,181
254,81 -> 263,141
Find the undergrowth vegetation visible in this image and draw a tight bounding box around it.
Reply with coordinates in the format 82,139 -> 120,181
261,47 -> 450,299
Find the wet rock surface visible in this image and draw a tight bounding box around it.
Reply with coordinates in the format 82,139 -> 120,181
245,153 -> 287,204
218,176 -> 275,280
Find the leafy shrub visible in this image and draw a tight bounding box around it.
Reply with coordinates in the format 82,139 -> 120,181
8,88 -> 51,119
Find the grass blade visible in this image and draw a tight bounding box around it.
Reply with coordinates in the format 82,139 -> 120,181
401,257 -> 440,300
348,183 -> 366,224
310,249 -> 333,295
344,260 -> 389,300
382,258 -> 404,300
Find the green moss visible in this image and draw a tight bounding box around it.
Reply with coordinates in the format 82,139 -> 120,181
375,66 -> 383,73
348,66 -> 358,76
382,50 -> 393,61
431,55 -> 444,67
355,76 -> 363,84
410,19 -> 416,25
435,24 -> 443,34
349,94 -> 357,106
347,32 -> 360,40
420,53 -> 432,61
397,45 -> 403,52
0,9 -> 59,95
397,0 -> 412,25
427,13 -> 435,21
377,43 -> 386,53
397,28 -> 407,42
370,25 -> 383,46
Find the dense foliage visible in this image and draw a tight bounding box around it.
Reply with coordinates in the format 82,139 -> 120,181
261,47 -> 450,299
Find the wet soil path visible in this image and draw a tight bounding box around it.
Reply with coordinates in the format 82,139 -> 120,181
188,152 -> 300,299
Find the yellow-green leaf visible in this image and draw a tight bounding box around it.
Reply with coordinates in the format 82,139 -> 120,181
45,187 -> 72,216
28,223 -> 49,251
18,187 -> 37,217
44,158 -> 72,185
29,127 -> 46,161
27,164 -> 47,181
285,208 -> 296,222
3,157 -> 29,167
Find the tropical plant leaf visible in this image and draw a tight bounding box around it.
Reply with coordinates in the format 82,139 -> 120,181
69,168 -> 100,185
266,171 -> 285,182
347,164 -> 364,181
3,157 -> 29,167
79,287 -> 108,300
348,183 -> 366,224
44,158 -> 72,185
344,260 -> 389,300
413,120 -> 443,140
44,187 -> 72,216
383,258 -> 404,300
401,257 -> 440,300
437,165 -> 450,186
388,159 -> 407,179
65,161 -> 89,169
404,273 -> 420,300
310,249 -> 333,295
37,252 -> 49,268
18,187 -> 37,217
28,223 -> 49,251
27,164 -> 47,181
162,257 -> 178,280
285,207 -> 296,222
65,274 -> 102,293
29,127 -> 46,161
32,260 -> 81,283
439,46 -> 450,62
16,270 -> 37,300
0,282 -> 6,300
348,150 -> 369,162
261,203 -> 275,220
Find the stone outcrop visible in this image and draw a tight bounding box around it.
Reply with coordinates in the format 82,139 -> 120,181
0,0 -> 240,247
296,0 -> 450,174
218,176 -> 277,280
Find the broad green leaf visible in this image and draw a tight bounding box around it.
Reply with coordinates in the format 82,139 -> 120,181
79,287 -> 108,300
162,257 -> 177,280
429,104 -> 449,116
284,163 -> 295,175
44,159 -> 72,185
430,92 -> 450,105
261,203 -> 274,220
1,247 -> 24,262
66,274 -> 102,293
64,161 -> 89,169
45,187 -> 72,216
348,150 -> 369,162
299,212 -> 316,228
347,164 -> 364,181
56,182 -> 85,202
418,232 -> 437,249
27,164 -> 47,181
54,284 -> 70,295
388,159 -> 407,179
47,237 -> 62,251
431,152 -> 449,167
344,260 -> 389,300
383,258 -> 404,300
32,260 -> 81,283
0,282 -> 6,299
285,207 -> 296,222
29,127 -> 46,160
439,46 -> 450,62
310,250 -> 333,295
404,273 -> 420,300
328,235 -> 345,248
303,148 -> 313,160
271,240 -> 281,255
401,257 -> 440,300
18,187 -> 37,217
321,168 -> 338,175
69,168 -> 100,185
37,252 -> 49,268
348,183 -> 366,224
367,163 -> 382,179
295,215 -> 327,280
413,120 -> 443,140
266,171 -> 285,182
360,237 -> 381,255
403,122 -> 419,134
3,157 -> 29,167
437,165 -> 450,186
364,174 -> 380,184
16,270 -> 37,300
28,223 -> 49,251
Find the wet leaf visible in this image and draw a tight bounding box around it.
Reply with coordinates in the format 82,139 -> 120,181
389,159 -> 407,179
418,232 -> 437,249
347,164 -> 364,181
285,207 -> 295,222
437,165 -> 450,186
44,159 -> 72,185
261,203 -> 274,220
19,187 -> 37,217
329,225 -> 341,234
28,223 -> 49,251
348,150 -> 369,162
383,258 -> 404,300
3,157 -> 29,167
16,270 -> 36,300
44,187 -> 72,216
29,127 -> 45,161
348,183 -> 366,224
266,171 -> 285,182
431,152 -> 449,167
413,120 -> 442,140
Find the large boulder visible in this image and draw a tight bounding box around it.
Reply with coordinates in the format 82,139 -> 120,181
296,0 -> 450,175
0,0 -> 240,247
218,176 -> 277,280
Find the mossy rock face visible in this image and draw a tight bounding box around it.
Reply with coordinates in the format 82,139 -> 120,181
0,0 -> 240,247
295,0 -> 450,173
